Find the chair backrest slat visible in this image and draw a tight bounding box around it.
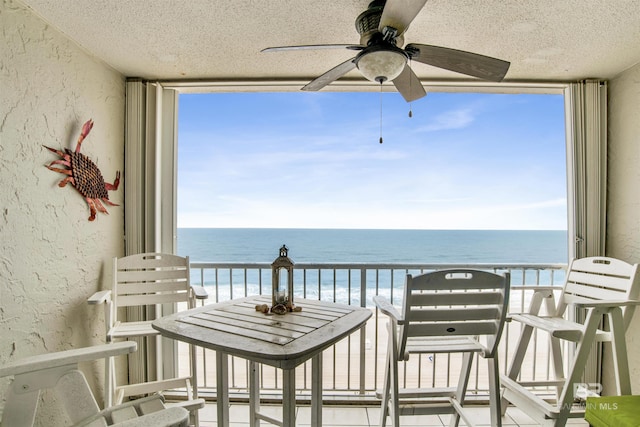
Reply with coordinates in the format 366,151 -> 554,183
410,291 -> 504,307
117,253 -> 188,269
117,282 -> 190,295
566,270 -> 632,292
398,269 -> 510,358
408,321 -> 498,337
564,282 -> 628,302
117,268 -> 189,284
118,293 -> 190,307
570,256 -> 633,276
408,307 -> 501,322
410,271 -> 505,291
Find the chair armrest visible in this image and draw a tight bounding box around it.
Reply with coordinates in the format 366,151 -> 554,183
575,299 -> 640,308
87,289 -> 112,305
507,288 -> 556,318
373,295 -> 404,324
191,285 -> 209,300
0,342 -> 136,378
529,288 -> 555,299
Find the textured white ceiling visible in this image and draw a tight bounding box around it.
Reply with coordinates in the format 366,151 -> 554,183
19,0 -> 640,85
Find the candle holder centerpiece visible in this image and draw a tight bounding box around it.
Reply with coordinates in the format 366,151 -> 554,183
270,245 -> 299,314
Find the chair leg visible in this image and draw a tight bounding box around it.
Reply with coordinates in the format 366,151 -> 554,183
487,356 -> 502,427
105,354 -> 115,408
389,352 -> 400,427
555,307 -> 603,426
608,307 -> 632,395
378,354 -> 390,427
449,352 -> 474,427
379,322 -> 400,427
189,342 -> 200,427
501,323 -> 534,415
549,335 -> 565,399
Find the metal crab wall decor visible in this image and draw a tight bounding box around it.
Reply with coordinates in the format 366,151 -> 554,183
43,119 -> 120,221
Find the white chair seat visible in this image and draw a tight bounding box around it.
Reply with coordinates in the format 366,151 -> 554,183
108,321 -> 158,339
405,336 -> 485,354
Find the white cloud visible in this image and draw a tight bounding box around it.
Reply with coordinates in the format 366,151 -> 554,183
417,108 -> 475,132
178,197 -> 568,230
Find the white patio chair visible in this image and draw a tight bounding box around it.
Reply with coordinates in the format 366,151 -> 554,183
374,269 -> 510,427
500,256 -> 640,426
0,341 -> 192,427
88,253 -> 207,424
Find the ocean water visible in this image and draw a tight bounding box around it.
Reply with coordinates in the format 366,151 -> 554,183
177,228 -> 568,264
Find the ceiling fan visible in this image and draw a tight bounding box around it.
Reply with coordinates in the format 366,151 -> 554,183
262,0 -> 510,103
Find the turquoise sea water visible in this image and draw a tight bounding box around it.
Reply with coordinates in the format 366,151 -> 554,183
177,228 -> 568,264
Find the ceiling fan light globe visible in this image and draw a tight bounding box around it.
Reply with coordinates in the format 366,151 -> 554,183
356,49 -> 407,83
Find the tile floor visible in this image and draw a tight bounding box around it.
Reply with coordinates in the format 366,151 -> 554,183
197,402 -> 590,426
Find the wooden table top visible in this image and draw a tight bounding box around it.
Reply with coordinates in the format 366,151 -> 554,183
152,295 -> 372,369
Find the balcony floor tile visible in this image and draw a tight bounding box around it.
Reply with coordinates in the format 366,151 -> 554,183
198,402 -> 589,426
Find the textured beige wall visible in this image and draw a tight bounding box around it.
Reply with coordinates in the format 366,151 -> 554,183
605,61 -> 640,394
0,0 -> 125,423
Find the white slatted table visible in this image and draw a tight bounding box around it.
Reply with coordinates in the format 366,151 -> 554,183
152,296 -> 371,427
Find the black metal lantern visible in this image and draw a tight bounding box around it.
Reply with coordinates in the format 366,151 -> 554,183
271,245 -> 295,314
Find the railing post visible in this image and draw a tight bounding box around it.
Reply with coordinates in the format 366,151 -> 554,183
360,267 -> 367,395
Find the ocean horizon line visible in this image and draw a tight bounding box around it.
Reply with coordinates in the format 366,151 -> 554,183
178,226 -> 568,232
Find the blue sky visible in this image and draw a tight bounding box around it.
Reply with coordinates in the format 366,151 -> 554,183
177,90 -> 567,230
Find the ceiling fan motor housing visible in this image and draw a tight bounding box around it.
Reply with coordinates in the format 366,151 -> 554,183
355,1 -> 384,45
356,1 -> 404,47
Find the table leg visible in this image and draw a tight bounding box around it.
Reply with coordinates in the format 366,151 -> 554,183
311,354 -> 322,427
216,351 -> 229,427
249,361 -> 260,427
282,368 -> 296,427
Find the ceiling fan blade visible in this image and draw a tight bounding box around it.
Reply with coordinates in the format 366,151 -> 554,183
262,44 -> 363,53
379,0 -> 428,37
406,43 -> 510,82
392,65 -> 426,102
302,58 -> 357,91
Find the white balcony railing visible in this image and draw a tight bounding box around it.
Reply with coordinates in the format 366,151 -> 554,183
179,262 -> 567,403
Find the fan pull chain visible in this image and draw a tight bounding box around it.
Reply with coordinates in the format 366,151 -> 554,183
408,59 -> 413,118
379,81 -> 383,144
